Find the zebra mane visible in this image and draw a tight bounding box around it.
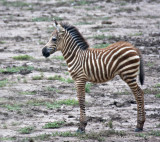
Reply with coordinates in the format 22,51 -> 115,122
60,22 -> 89,50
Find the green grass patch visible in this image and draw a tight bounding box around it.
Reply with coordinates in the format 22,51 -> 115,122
17,76 -> 21,81
33,133 -> 51,141
43,121 -> 65,129
136,130 -> 160,137
46,99 -> 78,109
27,131 -> 77,141
27,99 -> 78,109
93,34 -> 107,40
5,104 -> 21,111
129,32 -> 143,36
14,130 -> 126,141
2,0 -> 30,7
61,63 -> 67,66
11,122 -> 20,126
32,73 -> 44,80
52,131 -> 78,137
19,91 -> 36,95
120,2 -> 127,6
13,55 -> 33,60
47,27 -> 55,33
0,79 -> 8,87
144,15 -> 160,19
0,66 -> 34,73
3,124 -> 7,129
150,130 -> 160,136
144,88 -> 159,95
75,21 -> 93,25
107,120 -> 113,128
45,86 -> 61,93
27,101 -> 44,106
0,41 -> 6,44
156,124 -> 160,128
85,83 -> 92,93
51,75 -> 65,81
32,16 -> 63,22
93,43 -> 110,49
0,97 -> 6,102
19,126 -> 34,134
45,102 -> 61,109
93,34 -> 114,40
75,0 -> 91,6
52,55 -> 64,60
51,75 -> 74,83
64,72 -> 69,75
79,130 -> 125,141
23,78 -> 27,83
135,133 -> 147,138
57,99 -> 78,105
146,61 -> 154,67
101,16 -> 112,21
39,41 -> 45,45
47,76 -> 55,80
114,90 -> 130,95
66,78 -> 74,83
154,83 -> 160,88
32,75 -> 43,80
85,6 -> 101,11
0,137 -> 16,141
155,94 -> 160,98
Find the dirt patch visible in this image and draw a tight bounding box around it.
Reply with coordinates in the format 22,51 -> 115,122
0,0 -> 160,141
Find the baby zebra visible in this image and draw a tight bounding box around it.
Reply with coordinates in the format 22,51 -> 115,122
42,20 -> 145,133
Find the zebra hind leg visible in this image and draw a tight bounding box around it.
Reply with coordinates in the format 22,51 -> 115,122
121,76 -> 145,132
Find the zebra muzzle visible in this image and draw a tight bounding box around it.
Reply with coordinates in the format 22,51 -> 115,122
42,47 -> 50,58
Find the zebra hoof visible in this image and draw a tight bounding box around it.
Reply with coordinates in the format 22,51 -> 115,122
135,128 -> 143,132
76,128 -> 85,134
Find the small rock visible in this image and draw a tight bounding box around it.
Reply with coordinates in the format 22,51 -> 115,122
14,36 -> 24,42
3,20 -> 9,23
114,101 -> 123,107
150,47 -> 159,54
19,69 -> 32,75
106,0 -> 112,2
150,32 -> 160,37
68,115 -> 74,118
139,46 -> 145,50
102,21 -> 112,24
0,47 -> 5,52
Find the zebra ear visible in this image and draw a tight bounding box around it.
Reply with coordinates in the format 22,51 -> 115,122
58,24 -> 65,33
53,19 -> 59,31
53,19 -> 65,33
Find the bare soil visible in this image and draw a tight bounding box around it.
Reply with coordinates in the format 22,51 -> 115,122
0,0 -> 160,142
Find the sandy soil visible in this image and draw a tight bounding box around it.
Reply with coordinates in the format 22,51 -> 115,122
0,0 -> 160,141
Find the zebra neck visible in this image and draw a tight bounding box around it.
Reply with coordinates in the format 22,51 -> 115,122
61,42 -> 86,66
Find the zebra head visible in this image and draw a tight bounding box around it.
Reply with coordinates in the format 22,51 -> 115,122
42,20 -> 65,58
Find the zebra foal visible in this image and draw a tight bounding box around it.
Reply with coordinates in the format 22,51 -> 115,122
42,21 -> 145,133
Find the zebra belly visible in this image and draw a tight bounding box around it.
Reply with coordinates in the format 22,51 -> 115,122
83,62 -> 112,83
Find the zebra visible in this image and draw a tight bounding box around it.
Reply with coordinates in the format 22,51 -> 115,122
42,20 -> 145,133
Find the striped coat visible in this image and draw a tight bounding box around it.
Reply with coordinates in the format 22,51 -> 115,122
42,21 -> 145,133
67,41 -> 142,84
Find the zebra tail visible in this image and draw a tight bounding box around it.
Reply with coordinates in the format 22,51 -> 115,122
139,54 -> 144,85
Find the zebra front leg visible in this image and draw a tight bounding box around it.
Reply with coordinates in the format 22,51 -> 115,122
75,80 -> 87,133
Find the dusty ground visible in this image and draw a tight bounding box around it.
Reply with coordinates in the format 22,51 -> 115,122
0,0 -> 160,142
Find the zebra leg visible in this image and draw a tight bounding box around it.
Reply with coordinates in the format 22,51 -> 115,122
132,84 -> 145,132
75,80 -> 87,133
121,77 -> 145,132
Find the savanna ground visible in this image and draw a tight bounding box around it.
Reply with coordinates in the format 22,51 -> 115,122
0,0 -> 160,141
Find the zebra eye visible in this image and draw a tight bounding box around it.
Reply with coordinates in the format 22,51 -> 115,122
52,37 -> 57,42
